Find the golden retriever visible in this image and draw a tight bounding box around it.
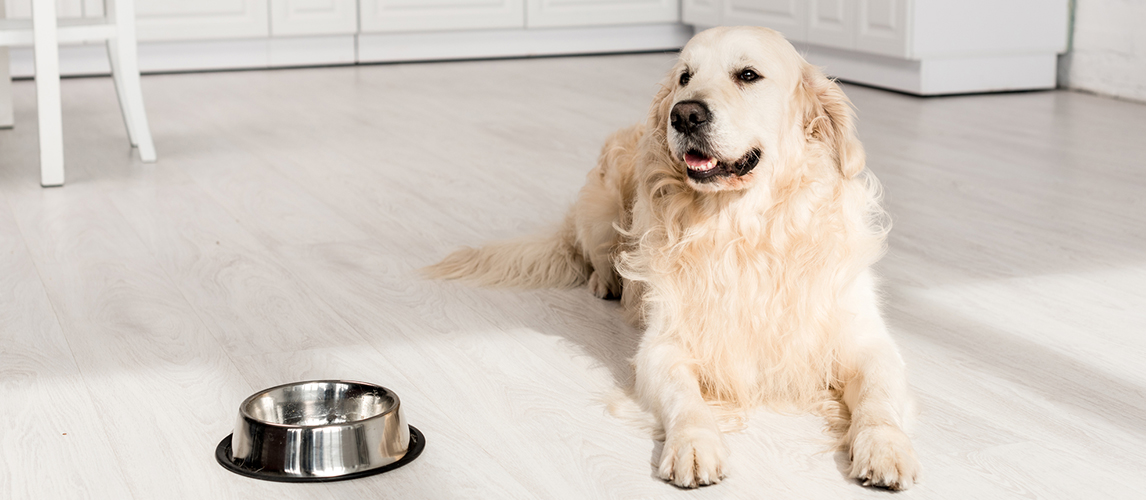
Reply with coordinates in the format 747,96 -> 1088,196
427,26 -> 920,490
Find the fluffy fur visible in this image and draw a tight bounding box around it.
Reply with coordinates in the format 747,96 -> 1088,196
426,26 -> 920,490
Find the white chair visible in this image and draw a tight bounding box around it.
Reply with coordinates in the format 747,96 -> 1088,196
0,0 -> 156,187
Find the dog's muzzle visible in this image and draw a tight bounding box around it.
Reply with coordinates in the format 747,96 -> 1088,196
670,100 -> 761,183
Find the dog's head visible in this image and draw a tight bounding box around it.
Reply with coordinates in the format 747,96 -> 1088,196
651,26 -> 864,193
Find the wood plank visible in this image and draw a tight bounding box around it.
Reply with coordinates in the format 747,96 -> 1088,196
106,164 -> 365,357
0,185 -> 133,499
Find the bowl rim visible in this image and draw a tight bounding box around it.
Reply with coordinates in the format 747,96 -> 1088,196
238,379 -> 402,429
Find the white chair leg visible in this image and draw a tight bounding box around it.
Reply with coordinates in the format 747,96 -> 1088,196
107,0 -> 155,163
32,0 -> 64,187
106,39 -> 139,146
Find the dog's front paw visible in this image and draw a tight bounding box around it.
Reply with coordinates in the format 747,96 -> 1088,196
588,270 -> 620,300
657,426 -> 728,488
848,424 -> 920,490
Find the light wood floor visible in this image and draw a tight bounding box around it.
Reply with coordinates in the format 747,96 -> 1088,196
1,53 -> 1144,499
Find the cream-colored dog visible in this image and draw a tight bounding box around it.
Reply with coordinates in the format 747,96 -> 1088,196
428,26 -> 920,490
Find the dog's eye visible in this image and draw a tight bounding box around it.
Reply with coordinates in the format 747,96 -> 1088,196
737,68 -> 761,83
679,72 -> 691,86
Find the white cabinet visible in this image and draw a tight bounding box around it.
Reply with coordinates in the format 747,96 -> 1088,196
271,0 -> 357,36
6,0 -> 272,40
686,0 -> 1070,95
694,0 -> 906,54
0,0 -> 11,128
722,0 -> 805,42
359,0 -> 524,33
912,0 -> 1068,58
4,0 -> 98,18
806,0 -> 853,50
134,0 -> 269,41
525,0 -> 678,29
805,0 -> 909,57
854,0 -> 908,58
6,0 -> 690,77
682,0 -> 720,27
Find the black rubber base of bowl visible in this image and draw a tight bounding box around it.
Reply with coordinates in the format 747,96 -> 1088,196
215,425 -> 425,483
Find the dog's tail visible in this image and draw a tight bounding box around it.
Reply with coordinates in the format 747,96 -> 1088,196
424,218 -> 589,289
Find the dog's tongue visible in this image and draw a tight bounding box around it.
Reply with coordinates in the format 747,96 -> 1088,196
685,153 -> 716,171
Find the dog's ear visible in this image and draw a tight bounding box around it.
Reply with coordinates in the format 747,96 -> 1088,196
800,65 -> 865,178
646,75 -> 675,135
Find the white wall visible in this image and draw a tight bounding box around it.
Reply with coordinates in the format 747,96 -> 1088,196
1060,0 -> 1146,102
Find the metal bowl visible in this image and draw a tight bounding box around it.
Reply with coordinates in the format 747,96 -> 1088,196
215,380 -> 424,482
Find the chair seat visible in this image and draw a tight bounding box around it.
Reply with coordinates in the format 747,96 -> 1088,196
0,18 -> 119,46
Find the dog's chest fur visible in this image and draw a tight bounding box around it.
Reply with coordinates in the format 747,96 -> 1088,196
625,178 -> 862,406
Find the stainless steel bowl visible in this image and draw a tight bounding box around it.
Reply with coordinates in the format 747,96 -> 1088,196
216,380 -> 424,482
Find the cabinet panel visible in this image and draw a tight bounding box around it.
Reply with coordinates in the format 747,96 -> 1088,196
270,0 -> 357,36
82,0 -> 101,16
360,0 -> 524,33
912,0 -> 1068,58
682,0 -> 722,27
807,0 -> 853,49
526,0 -> 678,29
134,0 -> 269,41
855,0 -> 909,58
724,0 -> 805,42
5,0 -> 88,18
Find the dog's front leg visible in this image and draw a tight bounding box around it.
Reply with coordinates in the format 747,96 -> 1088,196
839,287 -> 921,490
635,331 -> 727,488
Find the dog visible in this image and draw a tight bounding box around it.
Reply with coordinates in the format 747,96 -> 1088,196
427,26 -> 920,490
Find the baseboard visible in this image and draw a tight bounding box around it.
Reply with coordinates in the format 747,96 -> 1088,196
795,43 -> 924,94
7,24 -> 693,78
795,42 -> 1058,96
357,23 -> 693,63
7,35 -> 357,77
919,53 -> 1057,95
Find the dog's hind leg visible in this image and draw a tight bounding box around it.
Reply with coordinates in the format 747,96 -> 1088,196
634,323 -> 728,488
572,172 -> 621,299
571,126 -> 641,300
576,208 -> 622,300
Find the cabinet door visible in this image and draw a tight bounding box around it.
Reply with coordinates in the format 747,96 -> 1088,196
270,0 -> 357,36
525,0 -> 678,29
4,0 -> 88,18
807,0 -> 854,49
359,0 -> 524,33
134,0 -> 269,41
723,0 -> 805,42
855,0 -> 909,57
683,0 -> 722,27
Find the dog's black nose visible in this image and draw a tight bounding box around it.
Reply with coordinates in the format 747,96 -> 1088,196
670,100 -> 710,135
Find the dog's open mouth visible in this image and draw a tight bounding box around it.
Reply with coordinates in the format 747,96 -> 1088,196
683,148 -> 762,182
